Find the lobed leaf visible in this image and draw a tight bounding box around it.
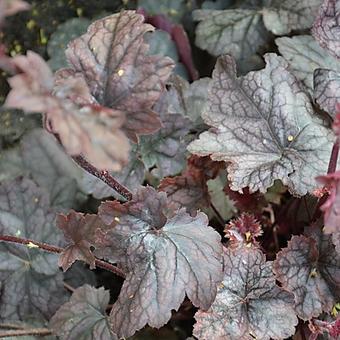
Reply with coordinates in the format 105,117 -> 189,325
273,228 -> 340,319
4,51 -> 130,171
261,0 -> 322,35
168,75 -> 211,125
193,9 -> 269,60
140,112 -> 191,178
50,285 -> 117,340
312,0 -> 340,60
64,11 -> 175,141
96,186 -> 223,338
188,53 -> 333,195
0,178 -> 68,321
57,211 -> 104,271
314,68 -> 340,117
158,156 -> 224,215
193,0 -> 322,60
194,245 -> 298,340
276,35 -> 340,93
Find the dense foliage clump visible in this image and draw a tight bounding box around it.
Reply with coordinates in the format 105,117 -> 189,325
0,0 -> 339,339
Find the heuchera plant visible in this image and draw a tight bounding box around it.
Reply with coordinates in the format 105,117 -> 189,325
0,0 -> 339,339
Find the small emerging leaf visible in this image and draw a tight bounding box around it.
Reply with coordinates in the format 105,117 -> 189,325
57,211 -> 104,271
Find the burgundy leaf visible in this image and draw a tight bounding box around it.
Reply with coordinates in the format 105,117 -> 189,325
50,284 -> 117,340
187,155 -> 224,180
4,51 -> 130,171
194,246 -> 298,340
273,228 -> 340,320
96,186 -> 223,338
64,11 -> 175,141
224,185 -> 267,212
57,210 -> 105,271
312,0 -> 340,60
158,155 -> 224,215
158,166 -> 210,215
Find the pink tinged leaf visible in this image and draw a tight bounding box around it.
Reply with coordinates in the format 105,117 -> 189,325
1,0 -> 30,16
273,229 -> 340,320
57,210 -> 105,271
188,53 -> 334,195
64,11 -> 175,141
0,0 -> 30,26
316,171 -> 340,251
50,285 -> 118,340
194,246 -> 298,340
317,171 -> 340,234
314,68 -> 340,117
97,186 -> 223,338
4,51 -> 130,171
312,0 -> 340,60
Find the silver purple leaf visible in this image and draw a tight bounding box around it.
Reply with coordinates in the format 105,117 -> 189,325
50,285 -> 117,340
276,35 -> 340,93
312,0 -> 340,60
189,53 -> 333,195
97,187 -> 223,338
193,9 -> 269,60
273,229 -> 340,320
0,178 -> 68,321
193,1 -> 322,60
194,246 -> 298,340
314,68 -> 340,116
168,75 -> 211,125
262,0 -> 322,35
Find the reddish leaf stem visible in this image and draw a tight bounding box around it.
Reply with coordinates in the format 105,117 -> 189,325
0,235 -> 126,278
210,203 -> 225,227
312,137 -> 339,221
327,138 -> 340,174
0,328 -> 52,338
72,155 -> 133,201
